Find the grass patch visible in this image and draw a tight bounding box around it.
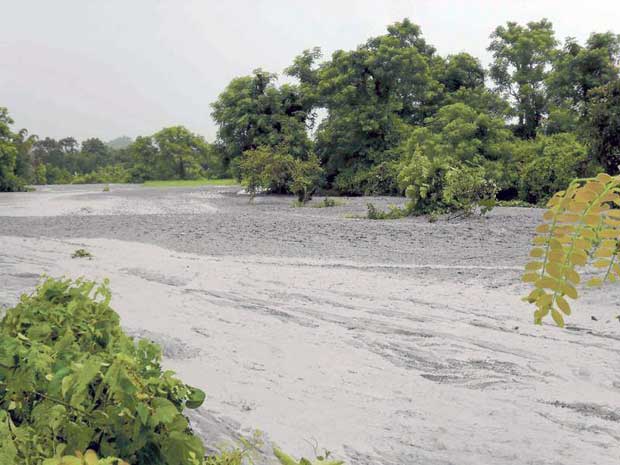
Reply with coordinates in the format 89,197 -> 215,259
143,178 -> 238,188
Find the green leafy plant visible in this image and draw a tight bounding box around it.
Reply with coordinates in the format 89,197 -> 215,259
522,173 -> 620,327
397,149 -> 497,216
102,184 -> 111,192
238,146 -> 294,201
0,278 -> 207,464
239,146 -> 322,203
290,155 -> 323,204
71,249 -> 93,259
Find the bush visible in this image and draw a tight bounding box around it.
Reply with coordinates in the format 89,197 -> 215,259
44,165 -> 73,185
0,278 -> 342,465
72,165 -> 132,184
587,81 -> 620,174
0,278 -> 207,465
71,248 -> 93,259
239,146 -> 322,202
239,146 -> 294,199
518,133 -> 591,204
332,162 -> 400,196
290,154 -> 323,203
397,148 -> 496,215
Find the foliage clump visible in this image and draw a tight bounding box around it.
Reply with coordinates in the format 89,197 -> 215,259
71,249 -> 93,259
0,278 -> 207,464
522,173 -> 620,327
239,146 -> 322,203
398,152 -> 497,216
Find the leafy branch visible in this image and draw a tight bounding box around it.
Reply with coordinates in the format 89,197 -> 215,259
522,173 -> 620,326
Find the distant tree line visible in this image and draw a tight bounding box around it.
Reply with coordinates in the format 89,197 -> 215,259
0,118 -> 222,189
3,18 -> 620,213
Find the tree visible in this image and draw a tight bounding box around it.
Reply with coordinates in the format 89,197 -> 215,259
307,19 -> 439,193
14,129 -> 37,183
81,137 -> 110,168
238,146 -> 295,200
488,19 -> 558,139
434,53 -> 485,94
0,107 -> 21,191
290,154 -> 323,203
587,80 -> 620,173
518,133 -> 590,203
211,69 -> 313,168
130,126 -> 213,181
399,103 -> 516,194
548,32 -> 620,114
238,146 -> 322,202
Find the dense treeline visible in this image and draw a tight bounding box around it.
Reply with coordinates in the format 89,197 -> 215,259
0,115 -> 222,189
2,18 -> 620,213
212,18 -> 620,211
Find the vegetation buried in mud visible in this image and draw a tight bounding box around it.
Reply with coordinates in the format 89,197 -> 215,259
522,173 -> 620,327
71,249 -> 93,259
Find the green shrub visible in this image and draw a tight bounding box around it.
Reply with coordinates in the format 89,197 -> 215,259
71,248 -> 93,259
397,148 -> 496,215
44,165 -> 73,185
239,146 -> 322,202
239,146 -> 294,200
290,154 -> 323,203
331,161 -> 400,197
72,165 -> 131,185
518,133 -> 591,204
0,278 -> 207,465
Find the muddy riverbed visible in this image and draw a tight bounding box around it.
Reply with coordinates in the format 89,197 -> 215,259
1,184 -> 619,465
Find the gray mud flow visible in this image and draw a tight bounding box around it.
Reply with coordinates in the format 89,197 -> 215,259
1,184 -> 619,465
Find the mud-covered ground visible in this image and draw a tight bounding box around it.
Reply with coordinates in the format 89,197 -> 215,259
1,184 -> 619,465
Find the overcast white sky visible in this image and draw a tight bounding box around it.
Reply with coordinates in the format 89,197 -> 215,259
1,0 -> 619,142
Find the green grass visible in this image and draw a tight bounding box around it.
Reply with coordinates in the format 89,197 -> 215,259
142,178 -> 238,188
